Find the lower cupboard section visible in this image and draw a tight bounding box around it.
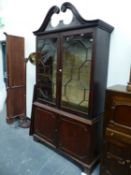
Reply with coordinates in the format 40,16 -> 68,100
100,140 -> 131,175
30,104 -> 103,173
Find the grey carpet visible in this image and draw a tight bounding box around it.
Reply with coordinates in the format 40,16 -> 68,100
0,106 -> 99,175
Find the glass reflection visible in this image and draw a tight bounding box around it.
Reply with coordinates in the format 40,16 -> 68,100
37,38 -> 57,103
61,34 -> 93,112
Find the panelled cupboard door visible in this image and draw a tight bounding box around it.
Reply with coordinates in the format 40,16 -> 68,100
33,107 -> 57,147
101,140 -> 129,175
6,34 -> 26,123
58,116 -> 91,162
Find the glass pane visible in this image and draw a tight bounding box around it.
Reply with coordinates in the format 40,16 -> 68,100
61,34 -> 93,113
37,38 -> 57,103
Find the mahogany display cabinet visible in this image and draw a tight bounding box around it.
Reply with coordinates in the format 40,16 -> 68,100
30,2 -> 114,174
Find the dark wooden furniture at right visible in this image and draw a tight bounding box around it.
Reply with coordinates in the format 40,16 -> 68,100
100,85 -> 131,175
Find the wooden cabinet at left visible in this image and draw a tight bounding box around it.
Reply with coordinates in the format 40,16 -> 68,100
0,34 -> 26,123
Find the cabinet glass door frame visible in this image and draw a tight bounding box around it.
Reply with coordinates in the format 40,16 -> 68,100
36,29 -> 95,117
60,29 -> 95,116
36,34 -> 60,107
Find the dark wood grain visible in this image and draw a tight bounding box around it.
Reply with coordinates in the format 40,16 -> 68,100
5,34 -> 26,123
100,85 -> 131,175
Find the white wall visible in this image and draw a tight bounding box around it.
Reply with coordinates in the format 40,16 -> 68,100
0,0 -> 131,116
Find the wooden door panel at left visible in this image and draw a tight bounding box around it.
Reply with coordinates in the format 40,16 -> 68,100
6,34 -> 25,86
7,87 -> 25,119
6,34 -> 25,122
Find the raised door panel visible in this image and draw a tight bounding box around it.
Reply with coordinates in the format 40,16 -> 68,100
34,107 -> 57,146
101,140 -> 129,175
110,92 -> 131,128
105,90 -> 131,128
58,116 -> 91,162
111,104 -> 131,128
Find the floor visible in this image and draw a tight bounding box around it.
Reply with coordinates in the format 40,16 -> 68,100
0,106 -> 99,175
